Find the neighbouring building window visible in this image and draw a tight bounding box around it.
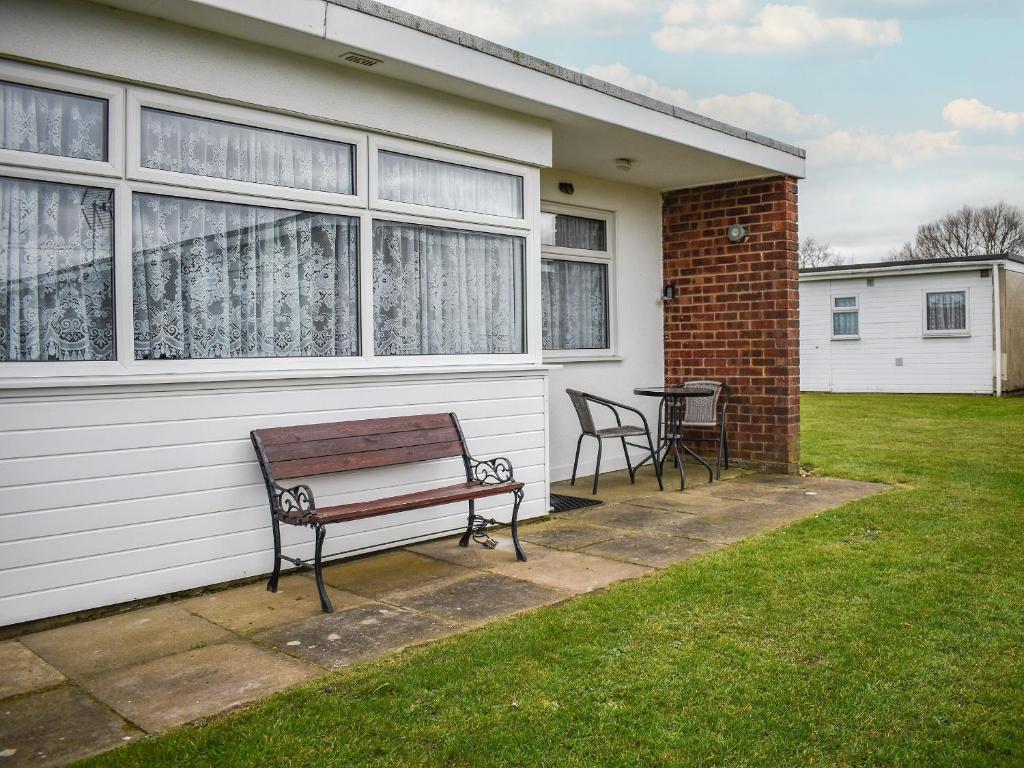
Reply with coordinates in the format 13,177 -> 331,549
542,259 -> 609,350
140,108 -> 355,194
925,290 -> 968,334
372,220 -> 525,355
377,151 -> 524,219
832,295 -> 859,338
540,212 -> 607,251
132,193 -> 359,359
0,177 -> 114,360
0,81 -> 107,161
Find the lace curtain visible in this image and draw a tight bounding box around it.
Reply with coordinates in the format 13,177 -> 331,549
926,291 -> 966,331
373,221 -> 524,355
540,212 -> 607,251
1,81 -> 106,161
832,311 -> 858,336
0,177 -> 114,361
132,193 -> 358,360
378,151 -> 523,218
140,109 -> 354,195
542,259 -> 608,350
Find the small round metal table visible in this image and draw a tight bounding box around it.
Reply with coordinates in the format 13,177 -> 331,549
633,386 -> 715,491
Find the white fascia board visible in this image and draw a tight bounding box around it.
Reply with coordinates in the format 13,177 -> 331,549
800,261 -> 1007,282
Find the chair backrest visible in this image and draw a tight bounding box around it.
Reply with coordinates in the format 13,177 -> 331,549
680,380 -> 723,425
566,389 -> 597,435
251,413 -> 466,481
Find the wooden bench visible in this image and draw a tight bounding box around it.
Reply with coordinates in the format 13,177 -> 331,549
250,413 -> 527,613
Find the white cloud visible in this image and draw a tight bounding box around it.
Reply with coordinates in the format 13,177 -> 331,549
654,1 -> 902,53
805,128 -> 961,169
583,64 -> 690,107
942,98 -> 1024,135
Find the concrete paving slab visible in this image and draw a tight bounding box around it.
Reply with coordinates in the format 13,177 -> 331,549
0,685 -> 137,767
21,605 -> 232,679
519,519 -> 620,551
319,550 -> 473,599
81,642 -> 319,733
180,574 -> 368,635
407,534 -> 526,569
568,504 -> 700,535
581,533 -> 723,568
257,604 -> 456,670
663,511 -> 779,544
395,572 -> 566,626
625,491 -> 750,516
0,641 -> 64,700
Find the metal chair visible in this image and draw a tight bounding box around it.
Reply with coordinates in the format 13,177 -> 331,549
567,389 -> 663,495
659,380 -> 730,483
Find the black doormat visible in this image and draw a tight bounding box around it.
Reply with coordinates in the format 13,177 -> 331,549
550,493 -> 604,513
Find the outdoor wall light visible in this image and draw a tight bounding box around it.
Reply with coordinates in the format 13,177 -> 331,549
727,223 -> 748,243
558,182 -> 574,195
662,284 -> 676,301
615,158 -> 634,171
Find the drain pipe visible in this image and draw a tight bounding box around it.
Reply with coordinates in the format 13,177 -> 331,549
993,263 -> 1002,397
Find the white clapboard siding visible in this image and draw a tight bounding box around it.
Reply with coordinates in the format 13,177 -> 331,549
0,373 -> 549,625
799,271 -> 995,393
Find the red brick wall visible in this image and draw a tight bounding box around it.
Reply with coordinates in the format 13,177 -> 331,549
662,176 -> 800,473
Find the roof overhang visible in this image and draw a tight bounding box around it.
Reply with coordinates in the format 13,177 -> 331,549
89,0 -> 806,190
800,255 -> 1023,282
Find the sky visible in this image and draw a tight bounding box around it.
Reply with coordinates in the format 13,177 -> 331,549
383,0 -> 1024,262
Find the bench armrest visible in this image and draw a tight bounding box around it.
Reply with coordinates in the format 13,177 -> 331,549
468,455 -> 516,485
272,482 -> 317,523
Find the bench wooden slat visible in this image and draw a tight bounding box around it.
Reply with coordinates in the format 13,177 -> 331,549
313,480 -> 525,524
264,426 -> 460,462
272,439 -> 465,479
256,413 -> 455,446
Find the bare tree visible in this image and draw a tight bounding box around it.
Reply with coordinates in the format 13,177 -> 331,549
799,237 -> 846,269
891,202 -> 1024,261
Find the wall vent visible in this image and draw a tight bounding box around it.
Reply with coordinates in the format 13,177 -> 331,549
866,277 -> 875,286
895,357 -> 904,367
340,51 -> 383,67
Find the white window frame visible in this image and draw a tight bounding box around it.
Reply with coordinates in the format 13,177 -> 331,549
539,202 -> 616,362
368,135 -> 534,230
830,294 -> 860,340
922,287 -> 970,337
0,59 -> 124,178
126,88 -> 367,209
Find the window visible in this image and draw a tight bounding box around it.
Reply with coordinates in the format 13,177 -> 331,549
377,150 -> 524,219
132,193 -> 359,360
1,80 -> 107,161
540,212 -> 607,251
924,290 -> 968,335
139,108 -> 355,195
1,177 -> 115,361
831,295 -> 859,338
372,220 -> 525,355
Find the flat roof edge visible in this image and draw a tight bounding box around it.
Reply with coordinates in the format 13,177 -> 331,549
800,253 -> 1024,277
326,0 -> 806,161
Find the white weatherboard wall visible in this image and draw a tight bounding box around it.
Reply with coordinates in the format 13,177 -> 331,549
0,374 -> 548,625
800,270 -> 995,394
541,171 -> 665,481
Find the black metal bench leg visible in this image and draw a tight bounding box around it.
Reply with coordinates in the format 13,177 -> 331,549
312,523 -> 333,613
510,488 -> 527,562
459,499 -> 475,547
267,516 -> 282,593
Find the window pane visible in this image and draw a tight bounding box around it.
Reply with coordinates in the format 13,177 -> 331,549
377,151 -> 523,218
132,193 -> 358,359
540,212 -> 607,251
1,81 -> 106,161
833,296 -> 856,308
542,259 -> 609,350
833,311 -> 859,336
140,108 -> 354,195
1,177 -> 114,361
373,220 -> 524,355
926,291 -> 966,331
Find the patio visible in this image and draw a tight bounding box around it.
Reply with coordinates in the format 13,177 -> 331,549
0,466 -> 884,766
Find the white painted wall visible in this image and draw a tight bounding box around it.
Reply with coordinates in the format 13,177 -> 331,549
540,171 -> 666,481
800,269 -> 996,394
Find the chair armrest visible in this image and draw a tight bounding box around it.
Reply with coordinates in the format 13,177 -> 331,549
468,455 -> 517,485
584,393 -> 653,433
272,482 -> 317,523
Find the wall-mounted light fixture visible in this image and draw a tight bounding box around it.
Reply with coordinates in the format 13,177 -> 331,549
558,181 -> 574,195
727,223 -> 748,243
615,158 -> 633,172
662,284 -> 676,301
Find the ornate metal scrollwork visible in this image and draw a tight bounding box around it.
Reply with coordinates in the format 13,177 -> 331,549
273,482 -> 316,524
470,456 -> 514,485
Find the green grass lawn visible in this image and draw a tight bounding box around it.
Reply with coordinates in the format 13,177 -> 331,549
82,394 -> 1024,767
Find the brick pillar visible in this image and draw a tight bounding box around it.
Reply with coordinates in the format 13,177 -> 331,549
662,176 -> 799,473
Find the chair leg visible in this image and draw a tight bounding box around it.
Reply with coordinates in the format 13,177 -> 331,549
621,438 -> 635,484
716,422 -> 726,480
312,523 -> 333,613
723,425 -> 730,470
672,438 -> 686,491
510,488 -> 527,562
459,499 -> 476,547
267,516 -> 282,593
592,439 -> 603,495
570,434 -> 584,486
646,430 -> 664,491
